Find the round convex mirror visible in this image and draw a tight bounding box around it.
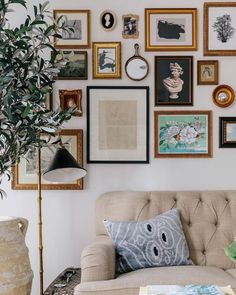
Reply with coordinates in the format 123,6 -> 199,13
125,44 -> 149,81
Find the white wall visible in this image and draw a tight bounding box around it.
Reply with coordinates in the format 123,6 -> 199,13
1,0 -> 236,293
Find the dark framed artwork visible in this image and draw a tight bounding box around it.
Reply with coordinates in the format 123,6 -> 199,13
100,10 -> 117,31
219,117 -> 236,148
154,111 -> 212,158
87,86 -> 149,163
145,8 -> 197,51
92,42 -> 121,79
59,89 -> 82,116
155,56 -> 193,106
53,10 -> 90,49
53,51 -> 88,80
12,130 -> 84,190
197,60 -> 218,85
204,2 -> 236,55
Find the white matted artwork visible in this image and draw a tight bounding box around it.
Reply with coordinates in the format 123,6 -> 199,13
87,86 -> 149,163
53,10 -> 90,49
204,3 -> 236,55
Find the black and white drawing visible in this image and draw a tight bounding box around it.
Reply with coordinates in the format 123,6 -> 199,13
157,18 -> 185,40
122,14 -> 139,38
212,14 -> 235,43
100,10 -> 116,31
62,19 -> 82,40
98,48 -> 116,73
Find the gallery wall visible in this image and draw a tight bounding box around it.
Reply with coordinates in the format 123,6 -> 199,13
1,0 -> 236,293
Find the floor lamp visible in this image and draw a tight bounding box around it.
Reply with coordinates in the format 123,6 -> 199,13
37,146 -> 87,295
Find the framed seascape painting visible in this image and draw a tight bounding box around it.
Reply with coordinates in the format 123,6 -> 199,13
12,130 -> 84,190
197,60 -> 218,85
87,86 -> 149,163
219,117 -> 236,148
92,42 -> 121,79
52,51 -> 88,80
155,56 -> 193,106
154,111 -> 212,158
204,3 -> 236,55
145,8 -> 197,51
53,10 -> 90,49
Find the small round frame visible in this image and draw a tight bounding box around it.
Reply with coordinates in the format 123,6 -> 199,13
125,44 -> 149,81
100,10 -> 117,31
212,84 -> 235,108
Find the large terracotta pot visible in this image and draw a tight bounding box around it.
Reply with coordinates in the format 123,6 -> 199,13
0,216 -> 33,295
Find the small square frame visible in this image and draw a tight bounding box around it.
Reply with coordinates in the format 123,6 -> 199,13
197,60 -> 219,85
59,89 -> 82,116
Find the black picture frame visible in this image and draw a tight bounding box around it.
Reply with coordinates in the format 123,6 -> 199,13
87,86 -> 149,163
219,117 -> 236,148
155,56 -> 193,106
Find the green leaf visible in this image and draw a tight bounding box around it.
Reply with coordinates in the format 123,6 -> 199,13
22,104 -> 30,118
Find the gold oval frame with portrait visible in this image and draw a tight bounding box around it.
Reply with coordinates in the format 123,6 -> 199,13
212,84 -> 235,108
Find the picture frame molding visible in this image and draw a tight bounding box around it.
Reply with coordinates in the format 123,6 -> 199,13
197,60 -> 219,85
145,8 -> 198,51
154,110 -> 212,158
59,89 -> 83,116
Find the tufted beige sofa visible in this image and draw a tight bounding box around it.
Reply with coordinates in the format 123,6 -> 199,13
75,191 -> 236,295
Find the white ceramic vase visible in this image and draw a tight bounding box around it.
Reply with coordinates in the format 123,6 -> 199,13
0,216 -> 33,295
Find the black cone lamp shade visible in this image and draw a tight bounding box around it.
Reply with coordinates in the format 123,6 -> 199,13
43,148 -> 87,182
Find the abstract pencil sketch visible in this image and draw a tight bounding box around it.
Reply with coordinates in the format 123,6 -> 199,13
157,18 -> 185,40
62,19 -> 82,40
163,63 -> 184,99
98,48 -> 116,73
212,14 -> 235,43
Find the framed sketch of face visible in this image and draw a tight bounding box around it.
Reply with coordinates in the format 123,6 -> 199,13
59,89 -> 82,116
197,60 -> 218,85
100,10 -> 117,31
122,14 -> 139,39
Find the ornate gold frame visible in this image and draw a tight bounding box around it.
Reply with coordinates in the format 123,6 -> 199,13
197,60 -> 219,85
59,89 -> 82,116
122,14 -> 139,39
12,130 -> 84,190
145,8 -> 197,51
204,2 -> 236,56
53,10 -> 90,49
92,42 -> 121,79
212,84 -> 235,108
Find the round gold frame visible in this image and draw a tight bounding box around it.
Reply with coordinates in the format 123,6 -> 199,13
212,84 -> 235,108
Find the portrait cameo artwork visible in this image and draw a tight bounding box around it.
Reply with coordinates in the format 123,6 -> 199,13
100,10 -> 116,31
157,18 -> 186,42
98,48 -> 116,73
122,14 -> 139,38
59,89 -> 82,116
62,19 -> 82,40
155,56 -> 193,106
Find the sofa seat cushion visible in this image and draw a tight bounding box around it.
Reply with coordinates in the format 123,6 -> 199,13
75,265 -> 236,295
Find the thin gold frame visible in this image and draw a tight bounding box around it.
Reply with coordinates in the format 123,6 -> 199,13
204,2 -> 236,56
53,10 -> 90,49
12,129 -> 84,190
92,42 -> 121,79
145,8 -> 197,51
197,60 -> 219,85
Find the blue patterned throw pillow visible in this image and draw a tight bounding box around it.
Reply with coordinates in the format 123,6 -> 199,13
103,209 -> 192,273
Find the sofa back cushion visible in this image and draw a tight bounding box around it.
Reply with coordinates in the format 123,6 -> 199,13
95,191 -> 236,270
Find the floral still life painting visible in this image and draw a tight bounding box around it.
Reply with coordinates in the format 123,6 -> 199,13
154,111 -> 212,158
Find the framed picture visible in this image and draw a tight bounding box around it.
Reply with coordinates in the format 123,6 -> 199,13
212,84 -> 235,108
45,92 -> 53,110
92,42 -> 121,79
197,60 -> 218,85
155,56 -> 193,106
154,111 -> 212,158
12,130 -> 84,190
59,89 -> 82,116
219,117 -> 236,148
100,10 -> 117,31
145,8 -> 197,51
204,2 -> 236,56
122,14 -> 139,39
53,10 -> 90,49
87,86 -> 149,163
53,51 -> 88,80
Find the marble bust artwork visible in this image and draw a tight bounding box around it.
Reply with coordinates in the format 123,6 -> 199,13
163,62 -> 184,99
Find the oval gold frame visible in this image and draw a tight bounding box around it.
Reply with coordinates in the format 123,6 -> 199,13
212,84 -> 235,108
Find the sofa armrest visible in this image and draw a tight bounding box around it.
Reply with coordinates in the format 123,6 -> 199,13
81,235 -> 116,282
